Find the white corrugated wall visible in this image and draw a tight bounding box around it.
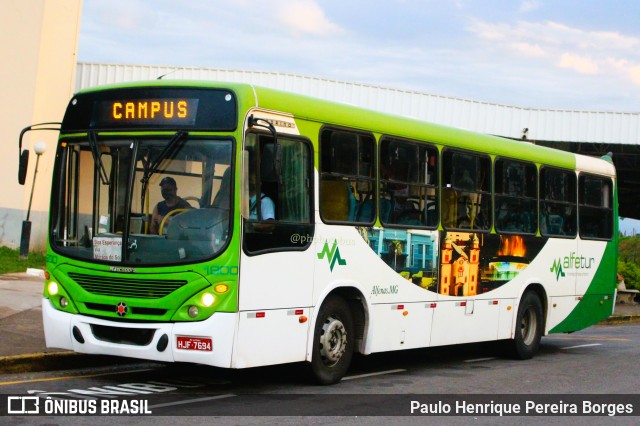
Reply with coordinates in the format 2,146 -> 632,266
75,62 -> 639,145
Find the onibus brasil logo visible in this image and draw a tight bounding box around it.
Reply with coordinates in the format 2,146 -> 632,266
550,252 -> 595,281
317,240 -> 347,272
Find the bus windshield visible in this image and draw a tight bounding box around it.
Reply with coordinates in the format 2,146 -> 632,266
51,135 -> 233,265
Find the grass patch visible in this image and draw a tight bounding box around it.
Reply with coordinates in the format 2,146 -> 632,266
0,246 -> 46,275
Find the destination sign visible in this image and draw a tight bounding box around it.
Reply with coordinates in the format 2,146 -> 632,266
61,87 -> 238,132
95,98 -> 199,126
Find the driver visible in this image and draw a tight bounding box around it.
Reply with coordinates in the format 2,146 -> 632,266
150,176 -> 192,234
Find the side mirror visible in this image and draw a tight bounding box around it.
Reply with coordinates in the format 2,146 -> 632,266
18,122 -> 61,184
18,149 -> 29,185
247,115 -> 282,180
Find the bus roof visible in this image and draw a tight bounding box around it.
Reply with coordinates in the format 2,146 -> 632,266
74,80 -> 615,175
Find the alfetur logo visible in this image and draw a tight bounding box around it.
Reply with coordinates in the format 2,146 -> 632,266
550,252 -> 595,281
550,258 -> 566,281
317,240 -> 347,272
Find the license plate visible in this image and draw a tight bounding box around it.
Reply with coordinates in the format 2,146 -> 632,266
176,336 -> 212,351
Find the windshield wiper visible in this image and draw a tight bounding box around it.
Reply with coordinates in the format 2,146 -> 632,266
88,131 -> 110,185
140,131 -> 188,186
140,131 -> 189,211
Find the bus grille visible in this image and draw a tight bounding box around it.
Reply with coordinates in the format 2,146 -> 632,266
68,272 -> 187,299
85,302 -> 167,316
90,324 -> 155,346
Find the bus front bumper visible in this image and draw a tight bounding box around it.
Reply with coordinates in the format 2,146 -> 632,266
42,298 -> 236,367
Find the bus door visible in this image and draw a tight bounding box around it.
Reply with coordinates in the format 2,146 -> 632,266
235,131 -> 315,367
539,167 -> 579,330
576,173 -> 614,296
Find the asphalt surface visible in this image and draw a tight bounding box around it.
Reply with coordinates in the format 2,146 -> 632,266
1,271 -> 639,374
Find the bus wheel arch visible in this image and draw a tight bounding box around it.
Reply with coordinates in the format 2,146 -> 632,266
309,287 -> 367,385
521,283 -> 548,333
508,284 -> 546,360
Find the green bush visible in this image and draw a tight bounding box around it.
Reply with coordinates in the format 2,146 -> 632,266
618,236 -> 640,290
618,261 -> 640,290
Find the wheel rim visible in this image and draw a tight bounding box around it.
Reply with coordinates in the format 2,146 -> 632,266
521,306 -> 538,346
319,316 -> 348,367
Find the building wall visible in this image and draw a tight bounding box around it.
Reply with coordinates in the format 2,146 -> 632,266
0,0 -> 82,250
76,63 -> 640,145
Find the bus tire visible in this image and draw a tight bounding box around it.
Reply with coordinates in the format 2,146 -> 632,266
310,295 -> 354,385
509,291 -> 543,360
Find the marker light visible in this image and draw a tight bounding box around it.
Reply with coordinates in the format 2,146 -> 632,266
188,305 -> 199,318
201,292 -> 215,307
48,282 -> 59,296
60,297 -> 68,308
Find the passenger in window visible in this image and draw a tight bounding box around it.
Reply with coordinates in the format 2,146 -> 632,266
249,171 -> 275,220
150,177 -> 192,234
382,162 -> 414,223
458,170 -> 475,191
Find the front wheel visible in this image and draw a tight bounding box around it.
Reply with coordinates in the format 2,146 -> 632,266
508,291 -> 543,360
310,295 -> 354,385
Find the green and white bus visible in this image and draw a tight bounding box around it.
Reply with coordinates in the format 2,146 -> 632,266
23,81 -> 617,384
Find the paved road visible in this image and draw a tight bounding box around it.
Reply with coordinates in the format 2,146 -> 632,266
2,323 -> 639,425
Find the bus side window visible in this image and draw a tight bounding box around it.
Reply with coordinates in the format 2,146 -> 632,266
441,150 -> 491,232
243,132 -> 314,255
494,159 -> 537,234
379,137 -> 438,228
319,129 -> 376,224
579,174 -> 613,240
540,167 -> 577,237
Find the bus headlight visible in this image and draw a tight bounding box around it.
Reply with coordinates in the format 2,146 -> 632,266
201,292 -> 215,307
172,284 -> 234,321
44,278 -> 78,313
48,282 -> 59,296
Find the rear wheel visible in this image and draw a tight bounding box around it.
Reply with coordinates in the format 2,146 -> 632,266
310,295 -> 354,385
509,291 -> 543,359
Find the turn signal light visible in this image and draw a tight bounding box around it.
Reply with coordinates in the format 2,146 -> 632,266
214,284 -> 228,293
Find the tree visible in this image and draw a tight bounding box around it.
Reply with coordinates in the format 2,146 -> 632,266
388,240 -> 404,270
619,236 -> 640,263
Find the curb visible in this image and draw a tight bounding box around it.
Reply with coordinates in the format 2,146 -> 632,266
601,314 -> 640,325
0,352 -> 127,375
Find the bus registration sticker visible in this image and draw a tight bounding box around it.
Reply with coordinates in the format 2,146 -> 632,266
176,336 -> 212,351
